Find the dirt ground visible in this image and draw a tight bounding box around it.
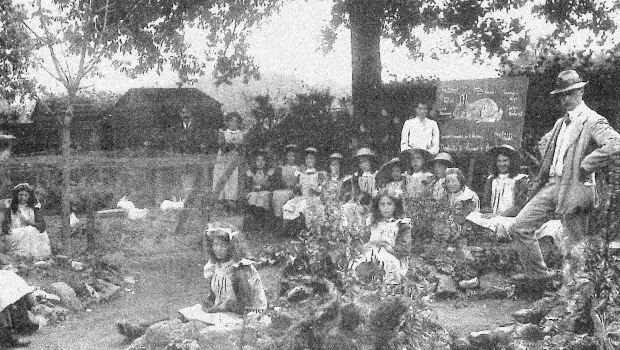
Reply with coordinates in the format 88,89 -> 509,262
22,211 -> 532,349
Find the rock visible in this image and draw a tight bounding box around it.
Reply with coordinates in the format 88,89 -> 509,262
32,304 -> 56,324
514,323 -> 543,341
31,289 -> 61,303
71,261 -> 84,271
479,273 -> 510,290
33,260 -> 52,269
435,274 -> 459,300
512,308 -> 548,324
286,285 -> 312,303
54,255 -> 71,266
491,325 -> 515,347
48,282 -> 81,310
452,337 -> 473,350
459,277 -> 479,289
127,319 -> 242,350
123,276 -> 136,285
93,279 -> 121,301
84,283 -> 101,302
468,330 -> 495,349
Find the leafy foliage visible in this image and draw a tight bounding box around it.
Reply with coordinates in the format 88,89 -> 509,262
323,0 -> 619,61
0,0 -> 34,101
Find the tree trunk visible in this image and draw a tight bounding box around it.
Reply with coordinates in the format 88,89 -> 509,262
61,89 -> 76,254
349,0 -> 384,144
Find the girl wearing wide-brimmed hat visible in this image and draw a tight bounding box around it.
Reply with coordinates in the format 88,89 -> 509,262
321,152 -> 353,204
271,144 -> 300,220
341,148 -> 378,226
281,147 -> 326,235
428,152 -> 455,200
466,144 -> 529,239
245,149 -> 275,230
375,157 -> 405,198
401,148 -> 434,199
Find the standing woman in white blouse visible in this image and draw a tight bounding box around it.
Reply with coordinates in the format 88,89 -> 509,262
213,112 -> 247,211
400,101 -> 440,156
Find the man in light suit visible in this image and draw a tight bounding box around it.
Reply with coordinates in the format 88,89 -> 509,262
510,70 -> 620,287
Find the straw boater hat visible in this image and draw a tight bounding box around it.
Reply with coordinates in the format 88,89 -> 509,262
550,70 -> 588,95
328,152 -> 343,160
487,144 -> 518,160
353,147 -> 375,158
400,148 -> 432,165
284,144 -> 298,152
376,158 -> 404,184
433,152 -> 454,166
305,147 -> 318,154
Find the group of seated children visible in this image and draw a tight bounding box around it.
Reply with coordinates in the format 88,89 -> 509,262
240,143 -> 525,236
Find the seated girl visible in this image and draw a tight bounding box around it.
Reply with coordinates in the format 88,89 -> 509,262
116,222 -> 267,339
444,168 -> 480,215
342,148 -> 378,226
1,183 -> 51,260
466,145 -> 529,239
350,189 -> 411,284
402,148 -> 434,199
245,150 -> 275,229
271,144 -> 300,223
282,147 -> 325,235
428,152 -> 454,201
375,158 -> 405,198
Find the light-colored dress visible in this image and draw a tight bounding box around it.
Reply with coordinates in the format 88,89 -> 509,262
282,168 -> 324,221
203,258 -> 267,311
271,165 -> 300,218
5,205 -> 51,260
350,217 -> 411,284
246,168 -> 274,210
447,186 -> 480,214
466,173 -> 528,235
212,129 -> 246,201
342,171 -> 377,227
404,171 -> 433,198
431,177 -> 446,201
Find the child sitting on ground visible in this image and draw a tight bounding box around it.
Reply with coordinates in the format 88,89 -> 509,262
375,158 -> 405,198
444,168 -> 480,215
245,149 -> 275,230
350,189 -> 411,284
402,148 -> 434,199
116,222 -> 267,339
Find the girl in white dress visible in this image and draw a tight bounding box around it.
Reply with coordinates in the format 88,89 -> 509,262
444,168 -> 480,215
402,148 -> 434,199
350,189 -> 412,284
342,148 -> 378,227
1,183 -> 50,260
271,144 -> 300,220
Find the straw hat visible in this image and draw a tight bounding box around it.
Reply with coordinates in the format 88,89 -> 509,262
433,152 -> 454,166
304,147 -> 318,154
550,70 -> 588,95
353,147 -> 375,158
487,144 -> 518,160
328,152 -> 343,160
376,158 -> 403,184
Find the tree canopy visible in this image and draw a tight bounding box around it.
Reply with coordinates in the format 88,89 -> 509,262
0,0 -> 33,101
323,0 -> 620,61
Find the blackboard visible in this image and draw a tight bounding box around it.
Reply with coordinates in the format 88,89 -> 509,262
435,76 -> 529,153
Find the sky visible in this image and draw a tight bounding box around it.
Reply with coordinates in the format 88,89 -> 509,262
21,0 -> 619,115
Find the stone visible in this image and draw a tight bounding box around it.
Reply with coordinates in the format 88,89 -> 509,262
468,330 -> 495,349
123,276 -> 136,285
31,289 -> 61,303
71,261 -> 84,271
514,323 -> 543,341
479,273 -> 510,290
33,260 -> 52,269
512,308 -> 548,324
126,319 -> 242,350
286,285 -> 312,303
48,282 -> 81,310
84,283 -> 101,302
93,279 -> 121,302
32,304 -> 56,324
459,277 -> 479,289
451,337 -> 473,350
435,274 -> 459,300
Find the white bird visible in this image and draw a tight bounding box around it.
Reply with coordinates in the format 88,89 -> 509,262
116,196 -> 136,211
117,196 -> 149,220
